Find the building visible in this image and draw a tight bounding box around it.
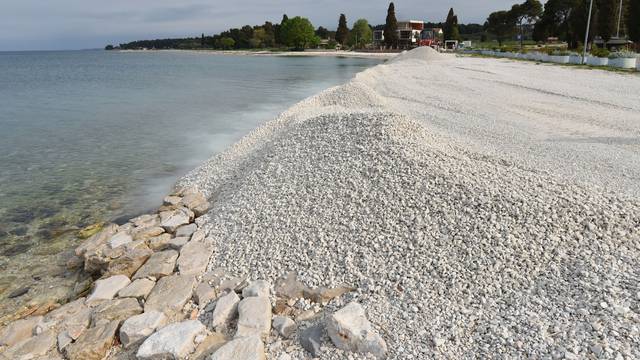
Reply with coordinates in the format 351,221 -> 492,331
373,21 -> 443,48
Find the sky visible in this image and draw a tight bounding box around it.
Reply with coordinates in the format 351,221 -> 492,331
0,0 -> 537,51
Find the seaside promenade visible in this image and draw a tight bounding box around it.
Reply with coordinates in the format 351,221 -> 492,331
1,47 -> 639,359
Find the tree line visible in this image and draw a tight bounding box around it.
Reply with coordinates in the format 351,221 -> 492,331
485,0 -> 640,48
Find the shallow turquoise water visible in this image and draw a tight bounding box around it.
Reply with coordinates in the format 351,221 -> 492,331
0,50 -> 380,313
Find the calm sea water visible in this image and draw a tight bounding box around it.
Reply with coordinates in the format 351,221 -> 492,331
0,50 -> 380,315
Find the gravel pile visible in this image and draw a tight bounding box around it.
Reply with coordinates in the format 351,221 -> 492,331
179,48 -> 640,359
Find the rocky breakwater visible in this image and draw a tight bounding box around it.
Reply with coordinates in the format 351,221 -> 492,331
0,186 -> 388,360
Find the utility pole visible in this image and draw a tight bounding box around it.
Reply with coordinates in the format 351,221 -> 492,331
616,0 -> 624,38
582,0 -> 595,64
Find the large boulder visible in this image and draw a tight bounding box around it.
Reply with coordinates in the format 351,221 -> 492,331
132,226 -> 165,241
136,320 -> 206,360
235,297 -> 271,340
160,207 -> 194,233
210,291 -> 240,330
108,232 -> 133,249
272,316 -> 295,339
144,274 -> 196,317
179,193 -> 210,217
300,324 -> 323,358
118,278 -> 155,300
175,224 -> 197,238
119,311 -> 167,348
0,315 -> 43,346
64,321 -> 119,360
242,280 -> 270,298
0,330 -> 56,360
176,241 -> 213,276
90,297 -> 143,326
326,302 -> 387,359
210,336 -> 265,360
85,275 -> 131,306
133,250 -> 178,280
105,245 -> 153,278
148,233 -> 172,251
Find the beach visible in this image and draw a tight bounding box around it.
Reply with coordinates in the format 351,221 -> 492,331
1,47 -> 639,359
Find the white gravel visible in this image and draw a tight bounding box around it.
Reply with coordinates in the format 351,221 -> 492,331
179,48 -> 640,359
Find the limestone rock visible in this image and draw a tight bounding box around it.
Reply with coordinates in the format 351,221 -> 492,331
210,336 -> 265,360
160,207 -> 194,233
86,275 -> 131,306
242,280 -> 271,298
303,285 -> 355,304
132,226 -> 164,241
179,193 -> 210,217
106,246 -> 153,277
177,241 -> 213,276
210,291 -> 240,330
118,278 -> 155,300
119,311 -> 167,348
235,297 -> 271,340
300,324 -> 323,358
108,232 -> 133,249
64,321 -> 118,360
133,250 -> 178,280
148,233 -> 172,251
326,302 -> 387,359
145,274 -> 196,316
44,298 -> 91,330
176,223 -> 197,238
272,316 -> 295,338
169,236 -> 190,250
136,320 -> 206,360
75,224 -> 118,257
130,214 -> 160,229
190,229 -> 206,243
193,282 -> 217,307
275,272 -> 308,299
1,329 -> 56,360
190,332 -> 226,360
90,297 -> 143,326
0,315 -> 42,346
163,195 -> 182,206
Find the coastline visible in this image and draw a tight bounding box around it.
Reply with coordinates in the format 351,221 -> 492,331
1,47 -> 639,359
117,48 -> 400,60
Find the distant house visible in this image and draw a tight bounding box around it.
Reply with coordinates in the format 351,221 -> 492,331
373,21 -> 443,48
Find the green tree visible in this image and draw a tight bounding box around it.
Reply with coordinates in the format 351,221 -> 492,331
384,2 -> 399,47
486,10 -> 516,45
316,26 -> 330,39
275,14 -> 289,46
511,0 -> 543,46
336,14 -> 350,45
597,0 -> 616,41
629,0 -> 640,42
281,16 -> 320,49
444,8 -> 461,40
218,37 -> 235,49
104,44 -> 114,50
349,19 -> 373,48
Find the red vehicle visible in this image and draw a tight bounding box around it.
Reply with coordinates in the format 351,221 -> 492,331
419,28 -> 441,48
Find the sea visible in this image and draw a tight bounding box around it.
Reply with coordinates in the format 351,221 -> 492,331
0,49 -> 381,319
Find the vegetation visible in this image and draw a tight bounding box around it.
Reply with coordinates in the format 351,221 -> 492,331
486,11 -> 516,46
349,19 -> 373,48
591,46 -> 610,57
630,0 -> 640,43
383,2 -> 399,48
486,0 -> 542,46
336,14 -> 350,45
443,8 -> 461,40
280,16 -> 320,49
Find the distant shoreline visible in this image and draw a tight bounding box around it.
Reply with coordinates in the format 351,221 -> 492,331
116,48 -> 399,59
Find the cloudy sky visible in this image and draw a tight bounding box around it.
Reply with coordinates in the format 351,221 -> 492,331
1,0 -> 534,51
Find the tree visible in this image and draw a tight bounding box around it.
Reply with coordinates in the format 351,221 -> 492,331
629,0 -> 640,43
104,44 -> 114,50
384,2 -> 399,47
336,14 -> 350,45
511,0 -> 543,46
486,10 -> 516,45
349,19 -> 373,48
281,16 -> 320,49
275,14 -> 289,46
444,8 -> 461,40
597,0 -> 616,41
218,37 -> 235,49
316,26 -> 330,39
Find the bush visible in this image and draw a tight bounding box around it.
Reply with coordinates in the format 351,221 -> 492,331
590,47 -> 610,58
608,50 -> 637,59
552,50 -> 570,56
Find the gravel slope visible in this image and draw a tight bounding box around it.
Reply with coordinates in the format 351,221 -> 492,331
179,48 -> 640,359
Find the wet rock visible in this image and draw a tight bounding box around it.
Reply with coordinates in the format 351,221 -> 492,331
106,245 -> 153,278
148,233 -> 172,251
300,324 -> 323,358
108,232 -> 133,249
132,226 -> 164,241
326,302 -> 387,359
177,241 -> 213,276
118,278 -> 155,300
0,315 -> 43,346
136,320 -> 206,360
210,336 -> 265,360
210,291 -> 240,330
180,193 -> 210,217
1,329 -> 56,360
90,297 -> 143,326
8,286 -> 30,299
78,223 -> 104,239
119,310 -> 167,348
75,224 -> 118,257
2,242 -> 33,257
64,320 -> 118,360
85,275 -> 131,306
242,280 -> 271,298
190,332 -> 227,360
160,207 -> 194,233
236,297 -> 272,340
275,272 -> 308,299
144,274 -> 196,316
175,223 -> 197,238
193,282 -> 216,307
133,249 -> 178,280
272,316 -> 296,339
